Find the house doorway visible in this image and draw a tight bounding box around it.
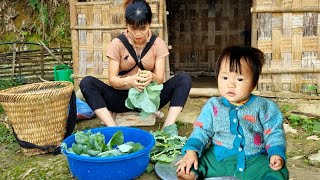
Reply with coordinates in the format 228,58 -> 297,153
166,0 -> 252,88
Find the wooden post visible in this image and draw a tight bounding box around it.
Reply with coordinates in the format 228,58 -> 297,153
251,11 -> 258,48
11,43 -> 16,78
70,0 -> 79,86
161,0 -> 170,81
60,46 -> 65,63
40,45 -> 44,79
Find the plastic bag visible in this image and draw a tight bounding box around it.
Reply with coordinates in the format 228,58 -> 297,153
76,98 -> 95,120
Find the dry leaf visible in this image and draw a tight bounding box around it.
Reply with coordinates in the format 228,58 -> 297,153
306,135 -> 320,141
21,168 -> 35,179
283,124 -> 297,134
291,155 -> 304,160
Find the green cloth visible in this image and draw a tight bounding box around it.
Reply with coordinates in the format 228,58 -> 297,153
193,145 -> 289,180
125,82 -> 163,118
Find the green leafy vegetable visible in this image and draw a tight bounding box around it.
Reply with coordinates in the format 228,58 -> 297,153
61,130 -> 144,157
107,130 -> 124,150
150,124 -> 187,163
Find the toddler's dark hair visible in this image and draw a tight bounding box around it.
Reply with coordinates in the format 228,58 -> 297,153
124,0 -> 152,28
215,46 -> 265,88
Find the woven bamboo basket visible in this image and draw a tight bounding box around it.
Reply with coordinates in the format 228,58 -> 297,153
0,81 -> 74,156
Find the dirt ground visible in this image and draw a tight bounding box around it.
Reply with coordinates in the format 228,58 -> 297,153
0,97 -> 320,179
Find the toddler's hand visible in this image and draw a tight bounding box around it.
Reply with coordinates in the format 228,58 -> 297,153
269,155 -> 284,171
175,150 -> 198,175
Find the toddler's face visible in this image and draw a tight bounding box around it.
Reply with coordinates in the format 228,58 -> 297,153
217,57 -> 254,103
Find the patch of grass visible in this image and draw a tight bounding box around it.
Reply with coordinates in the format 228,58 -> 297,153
280,104 -> 293,113
285,114 -> 320,136
176,121 -> 193,137
0,123 -> 15,144
280,104 -> 320,136
0,78 -> 24,91
0,122 -> 19,151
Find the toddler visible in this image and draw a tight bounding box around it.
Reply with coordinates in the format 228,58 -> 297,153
176,46 -> 289,180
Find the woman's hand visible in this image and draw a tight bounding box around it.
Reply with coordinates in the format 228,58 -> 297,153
127,71 -> 145,92
269,155 -> 284,171
138,70 -> 153,87
175,150 -> 198,175
121,70 -> 153,92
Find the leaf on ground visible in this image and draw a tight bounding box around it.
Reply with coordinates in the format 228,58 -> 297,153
308,151 -> 320,162
145,164 -> 154,173
21,168 -> 36,179
163,124 -> 178,136
290,156 -> 305,160
283,124 -> 297,134
306,135 -> 320,141
156,154 -> 175,162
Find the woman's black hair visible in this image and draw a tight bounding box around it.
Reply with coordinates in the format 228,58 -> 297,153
215,46 -> 266,88
125,0 -> 152,27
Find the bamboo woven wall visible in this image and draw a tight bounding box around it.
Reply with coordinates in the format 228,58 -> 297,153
252,0 -> 320,94
167,0 -> 251,75
69,0 -> 168,87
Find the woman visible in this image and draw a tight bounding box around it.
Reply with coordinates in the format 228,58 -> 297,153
80,0 -> 191,129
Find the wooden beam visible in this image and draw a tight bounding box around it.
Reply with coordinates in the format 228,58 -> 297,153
189,88 -> 320,100
38,41 -> 65,65
72,24 -> 163,30
251,12 -> 258,48
251,7 -> 320,13
262,69 -> 320,74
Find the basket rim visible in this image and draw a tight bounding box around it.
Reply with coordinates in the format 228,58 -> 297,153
0,81 -> 73,96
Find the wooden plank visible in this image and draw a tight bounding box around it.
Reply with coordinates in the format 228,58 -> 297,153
318,13 -> 320,60
292,28 -> 303,61
282,13 -> 292,38
272,74 -> 281,91
160,0 -> 170,80
251,12 -> 258,47
303,13 -> 318,36
282,0 -> 293,9
281,38 -> 292,52
257,40 -> 272,53
303,0 -> 319,7
292,0 -> 302,9
261,68 -> 320,74
302,37 -> 318,51
75,1 -> 111,6
258,13 -> 272,40
272,13 -> 282,61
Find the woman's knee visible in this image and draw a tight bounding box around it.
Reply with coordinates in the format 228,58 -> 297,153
79,76 -> 95,90
176,73 -> 192,89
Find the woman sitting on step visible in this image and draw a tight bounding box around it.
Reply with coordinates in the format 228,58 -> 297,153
79,0 -> 191,129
